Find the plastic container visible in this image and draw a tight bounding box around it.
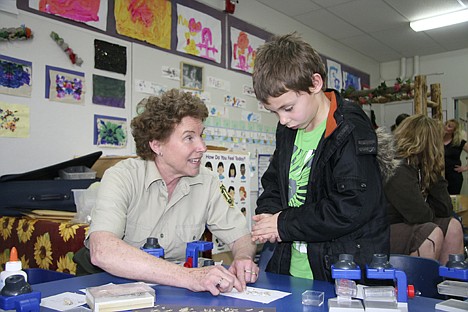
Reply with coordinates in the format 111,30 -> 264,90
437,280 -> 468,297
59,166 -> 96,180
71,186 -> 99,224
0,247 -> 27,292
302,290 -> 324,306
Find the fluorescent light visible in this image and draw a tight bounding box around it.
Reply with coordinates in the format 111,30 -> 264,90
410,8 -> 468,32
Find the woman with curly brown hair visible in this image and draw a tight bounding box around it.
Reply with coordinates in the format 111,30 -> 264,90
384,114 -> 463,264
80,89 -> 258,295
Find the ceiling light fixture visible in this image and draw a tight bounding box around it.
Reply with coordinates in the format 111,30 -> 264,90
410,8 -> 468,31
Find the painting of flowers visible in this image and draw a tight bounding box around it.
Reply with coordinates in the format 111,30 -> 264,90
46,65 -> 85,104
94,114 -> 127,148
0,55 -> 32,97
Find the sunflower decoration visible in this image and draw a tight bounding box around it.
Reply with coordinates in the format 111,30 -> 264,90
0,248 -> 8,269
17,218 -> 37,243
34,233 -> 53,269
1,217 -> 15,240
57,252 -> 76,275
20,254 -> 30,269
59,222 -> 81,242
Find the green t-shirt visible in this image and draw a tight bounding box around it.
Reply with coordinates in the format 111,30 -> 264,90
289,120 -> 326,279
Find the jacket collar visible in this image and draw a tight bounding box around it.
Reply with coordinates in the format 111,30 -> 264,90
324,89 -> 339,138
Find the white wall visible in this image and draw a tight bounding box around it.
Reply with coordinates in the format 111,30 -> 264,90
0,2 -> 380,177
379,48 -> 468,121
198,0 -> 381,87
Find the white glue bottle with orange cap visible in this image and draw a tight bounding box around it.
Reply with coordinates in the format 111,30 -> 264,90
0,247 -> 28,292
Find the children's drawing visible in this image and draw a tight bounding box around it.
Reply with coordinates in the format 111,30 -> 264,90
115,0 -> 171,50
242,110 -> 261,123
0,101 -> 29,138
46,66 -> 85,104
161,66 -> 180,80
176,4 -> 221,63
29,0 -> 108,31
327,59 -> 343,91
230,28 -> 264,74
0,55 -> 32,97
343,71 -> 362,90
92,74 -> 125,108
94,39 -> 127,75
224,95 -> 245,108
94,114 -> 127,148
135,79 -> 167,96
207,105 -> 227,118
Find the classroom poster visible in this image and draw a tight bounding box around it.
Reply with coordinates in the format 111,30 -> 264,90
202,151 -> 250,254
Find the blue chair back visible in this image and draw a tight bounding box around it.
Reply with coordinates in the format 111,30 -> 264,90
258,242 -> 275,271
389,254 -> 444,299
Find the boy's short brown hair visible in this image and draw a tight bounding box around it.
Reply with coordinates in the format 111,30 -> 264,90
253,32 -> 327,104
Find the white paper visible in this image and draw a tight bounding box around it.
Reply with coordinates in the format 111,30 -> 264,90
41,292 -> 86,311
220,286 -> 291,304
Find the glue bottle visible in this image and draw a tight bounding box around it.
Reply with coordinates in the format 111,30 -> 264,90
0,247 -> 28,292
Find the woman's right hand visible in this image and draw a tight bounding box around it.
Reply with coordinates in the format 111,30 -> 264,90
187,265 -> 242,295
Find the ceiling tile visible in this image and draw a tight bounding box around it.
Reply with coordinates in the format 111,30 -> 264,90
295,9 -> 363,39
256,0 -> 320,18
339,34 -> 402,62
332,0 -> 408,32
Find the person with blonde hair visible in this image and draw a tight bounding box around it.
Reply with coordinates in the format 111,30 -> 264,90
384,114 -> 464,264
444,119 -> 468,194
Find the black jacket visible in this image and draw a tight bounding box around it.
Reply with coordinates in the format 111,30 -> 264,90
256,90 -> 389,281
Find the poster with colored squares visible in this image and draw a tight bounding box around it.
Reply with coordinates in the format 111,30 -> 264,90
29,0 -> 108,31
176,3 -> 222,64
114,0 -> 172,50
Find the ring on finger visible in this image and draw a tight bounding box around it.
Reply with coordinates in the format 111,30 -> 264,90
251,272 -> 257,276
244,269 -> 252,273
216,278 -> 223,287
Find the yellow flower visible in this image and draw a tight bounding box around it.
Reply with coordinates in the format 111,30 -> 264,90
59,222 -> 80,242
57,252 -> 76,275
17,219 -> 37,243
20,255 -> 29,269
34,233 -> 53,269
0,249 -> 8,269
1,217 -> 15,240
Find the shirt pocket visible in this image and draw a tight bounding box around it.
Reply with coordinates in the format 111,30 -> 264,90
124,221 -> 153,248
176,223 -> 206,243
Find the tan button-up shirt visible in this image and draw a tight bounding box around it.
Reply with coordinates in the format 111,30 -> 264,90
87,158 -> 249,262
